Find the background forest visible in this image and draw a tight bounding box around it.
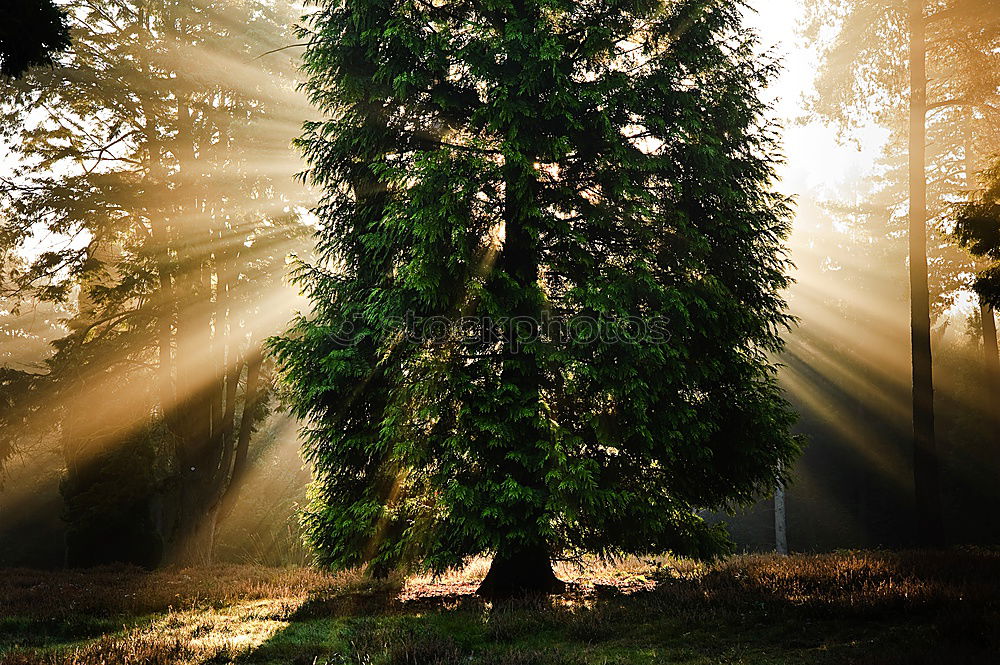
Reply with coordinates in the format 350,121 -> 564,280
1,0 -> 999,569
0,0 -> 314,567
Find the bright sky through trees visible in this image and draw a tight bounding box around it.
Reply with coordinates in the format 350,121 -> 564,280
1,0 -> 883,239
746,0 -> 889,203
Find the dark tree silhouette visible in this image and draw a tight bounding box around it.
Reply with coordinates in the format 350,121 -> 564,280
957,162 -> 1000,310
0,0 -> 70,78
955,160 -> 1000,444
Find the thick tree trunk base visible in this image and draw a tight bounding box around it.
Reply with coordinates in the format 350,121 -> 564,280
476,546 -> 565,599
163,506 -> 218,566
366,560 -> 394,581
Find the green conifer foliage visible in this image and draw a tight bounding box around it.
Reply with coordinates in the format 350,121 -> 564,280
956,161 -> 1000,309
272,0 -> 802,595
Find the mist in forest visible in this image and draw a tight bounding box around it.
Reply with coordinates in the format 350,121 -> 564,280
1,0 -> 999,570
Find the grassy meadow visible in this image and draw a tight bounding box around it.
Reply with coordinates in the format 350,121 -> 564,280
0,550 -> 998,665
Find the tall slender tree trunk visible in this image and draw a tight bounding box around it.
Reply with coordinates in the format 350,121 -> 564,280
214,258 -> 240,485
774,479 -> 788,555
983,306 -> 1000,388
217,350 -> 261,523
908,0 -> 942,546
140,91 -> 176,434
476,81 -> 564,595
982,304 -> 1000,469
474,0 -> 565,599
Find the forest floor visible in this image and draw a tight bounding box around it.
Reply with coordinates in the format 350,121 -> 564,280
0,550 -> 998,665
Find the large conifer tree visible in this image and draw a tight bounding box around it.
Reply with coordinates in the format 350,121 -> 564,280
274,0 -> 801,596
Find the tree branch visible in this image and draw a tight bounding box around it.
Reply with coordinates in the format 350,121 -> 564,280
254,43 -> 308,60
926,98 -> 966,113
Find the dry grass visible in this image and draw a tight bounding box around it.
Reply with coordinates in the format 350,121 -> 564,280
1,549 -> 998,664
0,565 -> 379,619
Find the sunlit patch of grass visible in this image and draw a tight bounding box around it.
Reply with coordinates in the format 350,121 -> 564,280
1,599 -> 298,664
0,566 -> 393,664
399,554 -> 691,603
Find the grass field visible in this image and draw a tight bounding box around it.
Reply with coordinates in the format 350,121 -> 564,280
1,550 -> 998,664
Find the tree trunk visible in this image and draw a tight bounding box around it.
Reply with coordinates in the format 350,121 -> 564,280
142,105 -> 176,432
983,304 -> 1000,465
477,543 -> 565,599
774,479 -> 788,555
476,1 -> 563,599
908,0 -> 942,546
216,351 -> 261,524
983,305 -> 1000,388
167,504 -> 218,566
160,96 -> 226,565
477,157 -> 561,599
212,256 -> 240,483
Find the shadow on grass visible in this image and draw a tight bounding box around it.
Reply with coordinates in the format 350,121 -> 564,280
0,615 -> 149,653
237,550 -> 1000,665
